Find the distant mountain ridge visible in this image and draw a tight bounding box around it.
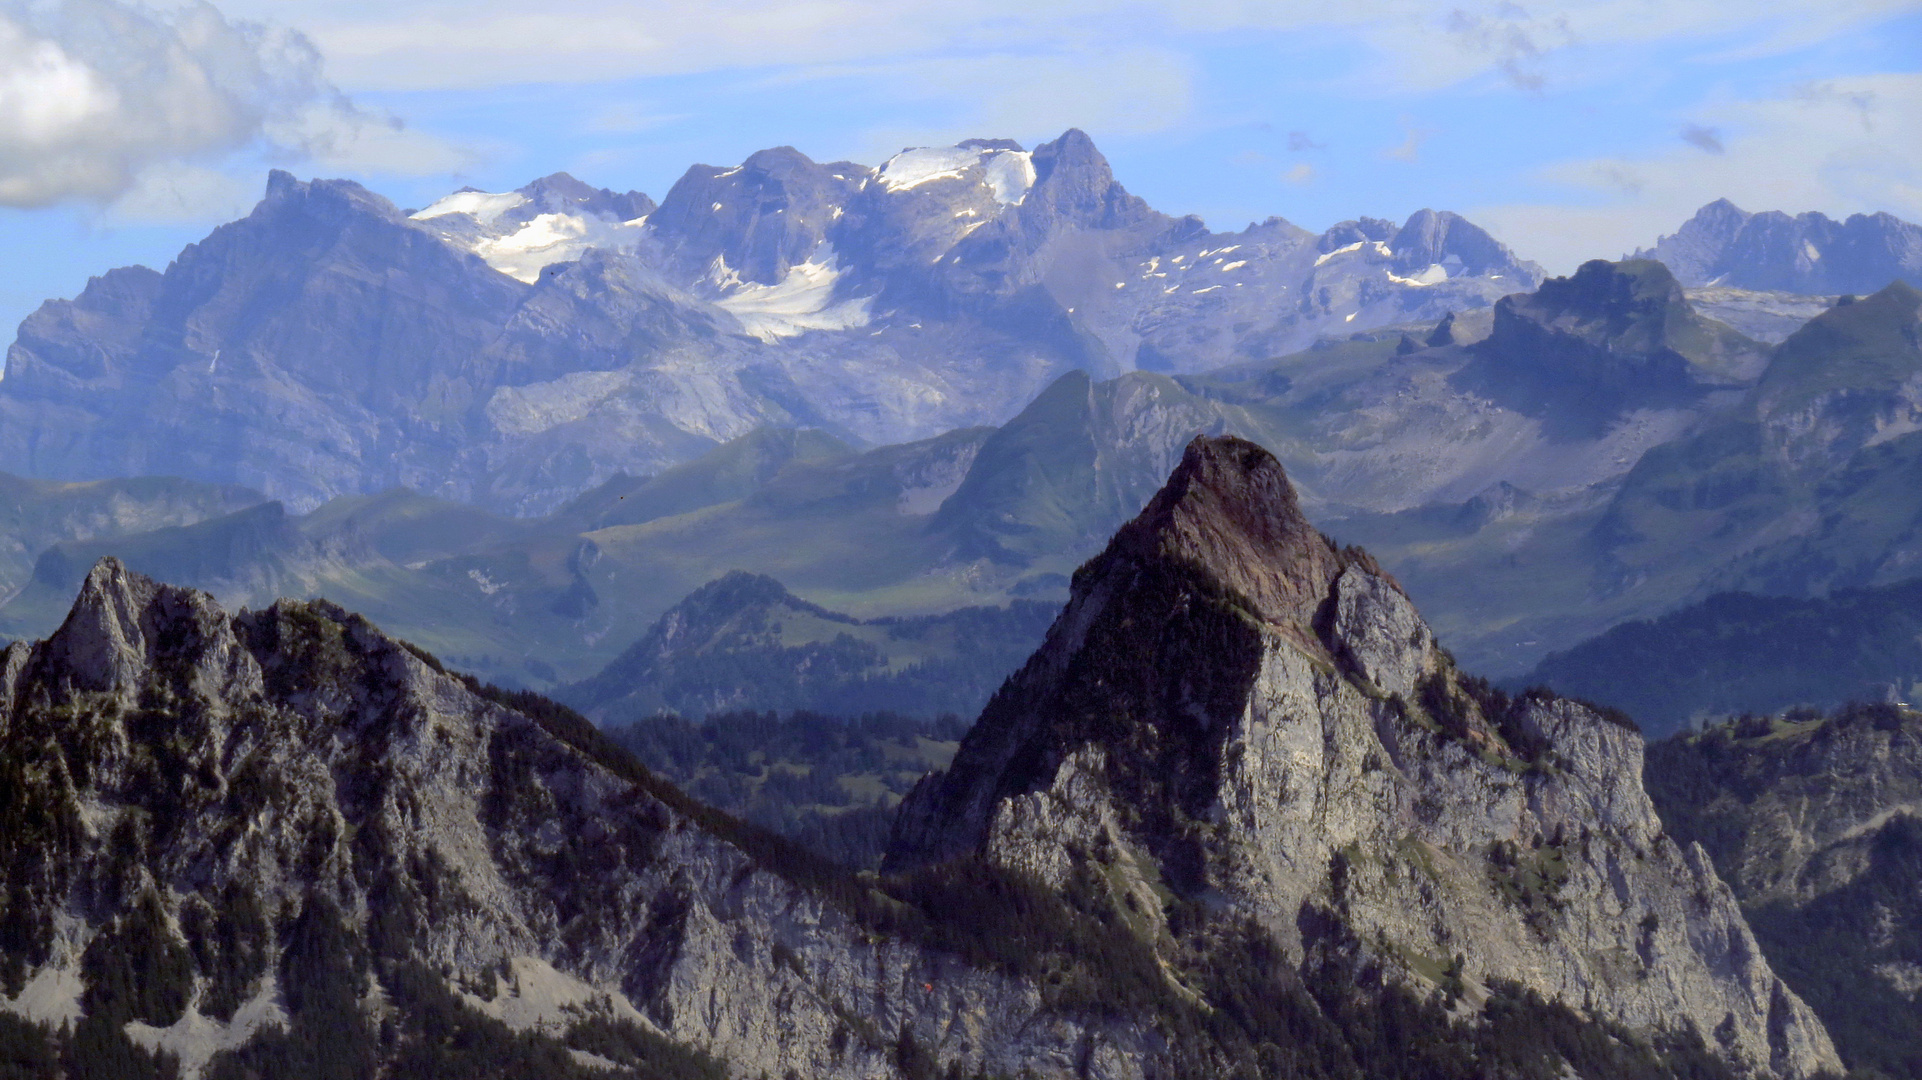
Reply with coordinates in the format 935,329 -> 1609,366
563,570 -> 1056,722
0,130 -> 1540,515
1519,581 -> 1922,736
1638,199 -> 1922,294
0,260 -> 1810,689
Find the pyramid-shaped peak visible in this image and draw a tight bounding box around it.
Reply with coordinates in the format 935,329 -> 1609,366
1111,435 -> 1343,630
42,558 -> 222,696
1696,196 -> 1749,217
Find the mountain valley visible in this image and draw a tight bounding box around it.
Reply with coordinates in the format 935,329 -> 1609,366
2,113 -> 1922,1080
0,438 -> 1847,1080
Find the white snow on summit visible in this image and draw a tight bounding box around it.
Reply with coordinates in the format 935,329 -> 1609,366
471,213 -> 646,283
710,245 -> 873,341
412,190 -> 529,225
878,145 -> 1035,205
983,151 -> 1035,205
411,188 -> 647,283
878,147 -> 981,192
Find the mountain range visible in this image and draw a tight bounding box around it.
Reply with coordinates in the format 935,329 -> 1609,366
0,131 -> 1541,516
1519,579 -> 1922,735
0,255 -> 1796,681
1637,199 -> 1922,295
0,439 -> 1842,1079
0,136 -> 1918,703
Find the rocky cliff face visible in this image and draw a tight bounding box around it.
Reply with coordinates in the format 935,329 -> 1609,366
0,559 -> 1150,1080
0,459 -> 1854,1078
1457,259 -> 1766,434
890,435 -> 1840,1079
1646,706 -> 1922,1075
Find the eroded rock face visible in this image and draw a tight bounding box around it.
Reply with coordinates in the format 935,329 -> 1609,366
1645,707 -> 1922,1074
0,559 -> 1146,1080
890,435 -> 1840,1079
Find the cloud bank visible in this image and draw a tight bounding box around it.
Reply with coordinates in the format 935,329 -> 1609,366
0,0 -> 461,210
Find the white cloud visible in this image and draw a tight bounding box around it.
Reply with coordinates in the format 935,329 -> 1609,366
1471,72 -> 1922,273
1380,115 -> 1433,162
270,103 -> 474,175
230,0 -> 1919,96
103,160 -> 257,222
0,0 -> 469,210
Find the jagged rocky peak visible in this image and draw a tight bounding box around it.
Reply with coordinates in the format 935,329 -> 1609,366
1308,209 -> 1543,289
514,171 -> 654,220
889,435 -> 1840,1079
1105,434 -> 1347,634
256,169 -> 413,230
0,557 -> 1160,1079
650,144 -> 869,285
1638,199 -> 1922,294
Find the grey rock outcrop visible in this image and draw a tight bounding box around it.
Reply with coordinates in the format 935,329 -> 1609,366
891,436 -> 1841,1078
0,558 -> 1150,1079
1646,706 -> 1922,1073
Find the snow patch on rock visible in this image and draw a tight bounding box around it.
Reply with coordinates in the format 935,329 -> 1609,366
983,150 -> 1036,205
1388,264 -> 1450,287
471,213 -> 647,283
712,246 -> 872,341
412,190 -> 529,225
878,145 -> 1035,205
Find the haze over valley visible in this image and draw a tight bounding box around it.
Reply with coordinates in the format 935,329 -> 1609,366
1,2 -> 1920,1078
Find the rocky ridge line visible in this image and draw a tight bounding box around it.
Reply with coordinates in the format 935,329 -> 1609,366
889,434 -> 1841,1079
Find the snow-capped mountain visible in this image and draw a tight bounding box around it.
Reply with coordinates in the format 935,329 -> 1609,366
414,131 -> 1540,365
0,129 -> 1543,514
408,171 -> 654,284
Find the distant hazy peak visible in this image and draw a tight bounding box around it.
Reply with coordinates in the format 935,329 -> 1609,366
1638,199 -> 1922,294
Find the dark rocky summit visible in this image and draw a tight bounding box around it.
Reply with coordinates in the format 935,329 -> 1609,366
891,435 -> 1838,1078
1456,258 -> 1766,433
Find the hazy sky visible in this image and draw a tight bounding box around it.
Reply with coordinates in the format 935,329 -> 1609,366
1,0 -> 1918,331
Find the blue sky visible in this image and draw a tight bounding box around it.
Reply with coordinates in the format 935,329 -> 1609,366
1,0 -> 1919,333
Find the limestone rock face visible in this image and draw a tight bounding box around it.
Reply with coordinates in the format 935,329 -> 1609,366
889,435 -> 1840,1079
0,558 -> 1145,1079
1646,707 -> 1922,1073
